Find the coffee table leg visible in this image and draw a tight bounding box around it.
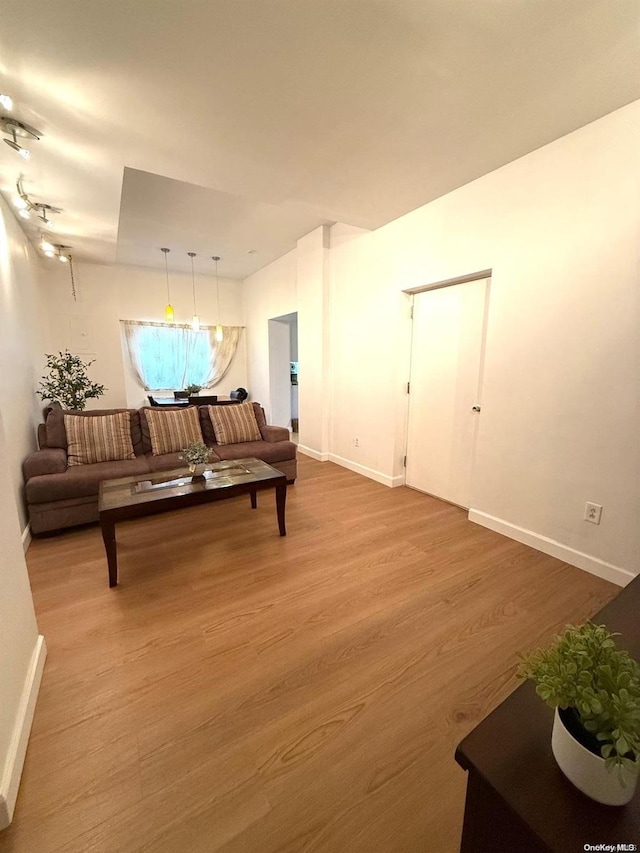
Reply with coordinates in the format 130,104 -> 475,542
250,488 -> 257,509
101,517 -> 118,587
275,483 -> 287,536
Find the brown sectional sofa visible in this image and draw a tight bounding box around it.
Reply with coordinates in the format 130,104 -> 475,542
23,402 -> 296,534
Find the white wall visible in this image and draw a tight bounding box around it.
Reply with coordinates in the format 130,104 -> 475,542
328,101 -> 640,583
296,227 -> 331,459
242,249 -> 297,419
0,200 -> 46,828
242,228 -> 333,451
0,194 -> 48,532
243,105 -> 638,582
40,261 -> 247,409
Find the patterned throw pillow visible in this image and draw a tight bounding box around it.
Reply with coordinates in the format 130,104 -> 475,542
208,402 -> 262,446
65,412 -> 136,466
145,406 -> 204,455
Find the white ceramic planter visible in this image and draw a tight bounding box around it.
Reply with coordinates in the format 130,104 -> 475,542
551,708 -> 639,806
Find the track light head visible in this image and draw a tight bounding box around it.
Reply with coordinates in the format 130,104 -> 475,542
4,136 -> 30,159
34,203 -> 61,229
1,117 -> 40,140
2,118 -> 40,160
52,244 -> 71,263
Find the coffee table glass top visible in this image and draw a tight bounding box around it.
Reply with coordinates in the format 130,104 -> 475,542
99,457 -> 284,512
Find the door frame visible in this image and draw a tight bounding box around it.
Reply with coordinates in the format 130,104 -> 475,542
402,269 -> 492,504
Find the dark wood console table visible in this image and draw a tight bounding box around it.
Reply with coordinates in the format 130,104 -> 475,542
455,574 -> 640,853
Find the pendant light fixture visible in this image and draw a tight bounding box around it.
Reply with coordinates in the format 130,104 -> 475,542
188,252 -> 200,330
161,248 -> 174,322
212,255 -> 223,342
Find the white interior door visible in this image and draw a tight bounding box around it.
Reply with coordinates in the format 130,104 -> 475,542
405,279 -> 488,508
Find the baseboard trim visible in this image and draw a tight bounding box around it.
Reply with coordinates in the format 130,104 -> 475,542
297,445 -> 329,462
0,635 -> 47,830
21,523 -> 32,554
328,453 -> 400,488
468,510 -> 634,588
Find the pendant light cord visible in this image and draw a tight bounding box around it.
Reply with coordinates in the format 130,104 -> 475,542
215,257 -> 220,324
190,253 -> 197,314
69,254 -> 77,302
164,251 -> 170,303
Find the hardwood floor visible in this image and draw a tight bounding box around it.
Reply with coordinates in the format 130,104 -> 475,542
1,457 -> 616,853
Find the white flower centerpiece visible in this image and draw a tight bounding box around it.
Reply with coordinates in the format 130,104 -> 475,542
180,441 -> 213,480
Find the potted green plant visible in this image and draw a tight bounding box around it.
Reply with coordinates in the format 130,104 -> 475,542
518,621 -> 640,805
184,383 -> 202,396
37,350 -> 106,411
179,441 -> 213,480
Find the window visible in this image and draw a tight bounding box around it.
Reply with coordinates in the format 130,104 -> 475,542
122,321 -> 240,391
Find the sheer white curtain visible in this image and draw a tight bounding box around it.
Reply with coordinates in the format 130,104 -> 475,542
122,321 -> 241,391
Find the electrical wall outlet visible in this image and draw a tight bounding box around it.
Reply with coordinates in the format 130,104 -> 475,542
584,502 -> 603,525
354,437 -> 360,447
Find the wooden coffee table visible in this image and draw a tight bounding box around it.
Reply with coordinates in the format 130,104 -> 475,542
98,457 -> 287,587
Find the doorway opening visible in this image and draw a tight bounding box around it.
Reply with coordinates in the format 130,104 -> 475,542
268,312 -> 298,436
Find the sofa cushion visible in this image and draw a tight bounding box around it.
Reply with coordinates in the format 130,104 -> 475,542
46,408 -> 144,456
198,402 -> 266,446
65,411 -> 136,466
25,458 -> 151,504
139,406 -> 198,454
199,406 -> 217,446
208,402 -> 261,446
142,406 -> 204,455
251,402 -> 267,430
214,439 -> 296,465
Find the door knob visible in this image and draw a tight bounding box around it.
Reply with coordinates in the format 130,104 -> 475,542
472,405 -> 482,412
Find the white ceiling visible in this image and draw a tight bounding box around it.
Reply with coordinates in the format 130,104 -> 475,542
0,0 -> 638,279
116,169 -> 332,278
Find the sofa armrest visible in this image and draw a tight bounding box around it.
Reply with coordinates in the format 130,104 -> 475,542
260,425 -> 290,443
23,448 -> 68,481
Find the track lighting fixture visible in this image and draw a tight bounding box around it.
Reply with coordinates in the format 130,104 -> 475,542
13,182 -> 62,236
188,252 -> 200,330
5,130 -> 30,159
0,94 -> 13,111
160,248 -> 174,322
52,244 -> 70,263
1,117 -> 40,160
40,237 -> 55,257
212,256 -> 223,342
14,181 -> 32,218
34,203 -> 61,229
